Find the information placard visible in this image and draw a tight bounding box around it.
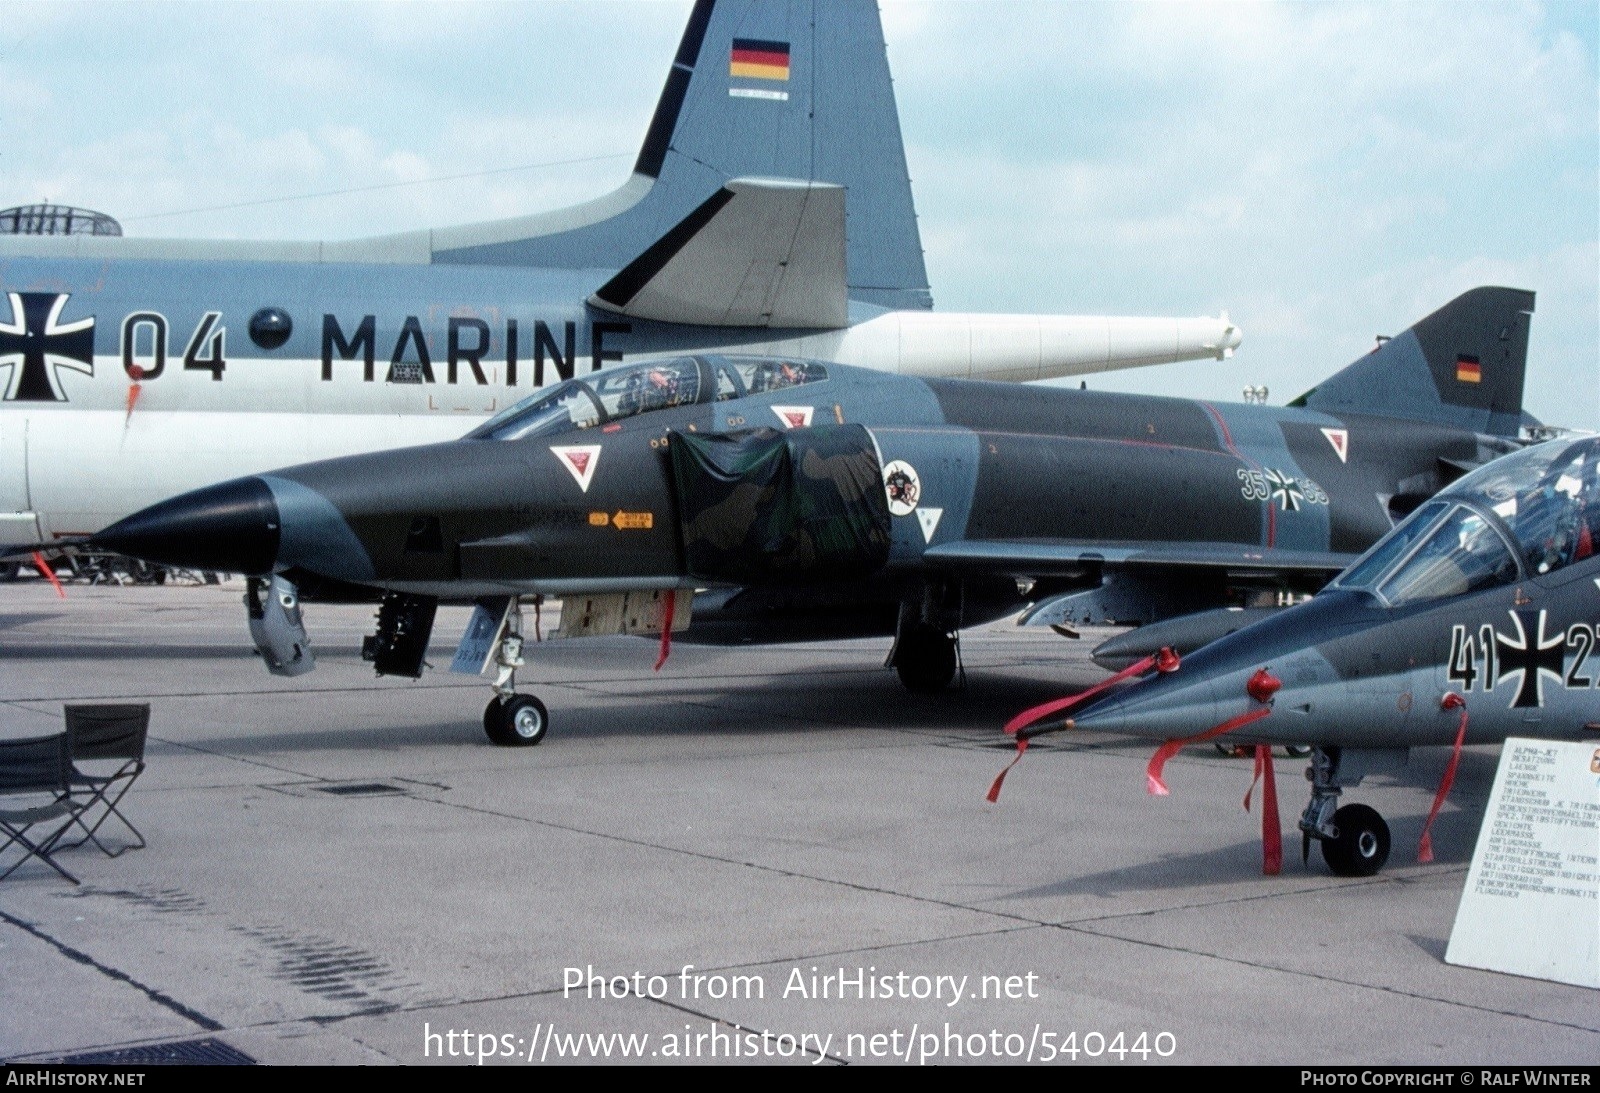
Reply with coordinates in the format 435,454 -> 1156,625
1445,739 -> 1600,988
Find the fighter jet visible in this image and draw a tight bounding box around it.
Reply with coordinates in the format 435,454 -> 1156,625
0,0 -> 1240,549
85,286 -> 1534,747
997,433 -> 1600,877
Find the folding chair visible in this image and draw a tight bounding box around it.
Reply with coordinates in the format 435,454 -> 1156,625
0,734 -> 83,884
61,703 -> 150,857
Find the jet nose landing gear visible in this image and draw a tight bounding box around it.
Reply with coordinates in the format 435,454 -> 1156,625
481,618 -> 550,747
485,693 -> 549,747
1298,747 -> 1401,876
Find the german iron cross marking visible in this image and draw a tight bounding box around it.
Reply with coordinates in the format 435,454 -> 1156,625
0,292 -> 95,402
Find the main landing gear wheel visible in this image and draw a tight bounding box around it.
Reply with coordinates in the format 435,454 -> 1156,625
894,626 -> 957,692
1320,803 -> 1390,877
484,694 -> 549,747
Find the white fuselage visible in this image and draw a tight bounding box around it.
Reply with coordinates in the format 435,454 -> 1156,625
0,253 -> 1238,541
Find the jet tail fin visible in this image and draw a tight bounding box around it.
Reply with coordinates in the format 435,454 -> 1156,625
588,179 -> 846,329
420,0 -> 930,311
1291,286 -> 1535,438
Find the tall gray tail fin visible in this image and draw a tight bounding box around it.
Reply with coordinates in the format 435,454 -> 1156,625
1291,287 -> 1535,437
427,0 -> 931,312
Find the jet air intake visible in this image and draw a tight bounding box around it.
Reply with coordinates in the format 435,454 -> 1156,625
669,424 -> 891,584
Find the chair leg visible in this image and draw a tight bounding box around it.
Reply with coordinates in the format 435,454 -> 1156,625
62,774 -> 146,856
0,819 -> 80,885
62,807 -> 145,858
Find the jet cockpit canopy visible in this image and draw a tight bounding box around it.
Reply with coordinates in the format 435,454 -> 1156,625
465,355 -> 829,442
1333,435 -> 1600,606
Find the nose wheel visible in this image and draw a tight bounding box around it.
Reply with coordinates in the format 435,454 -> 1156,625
477,599 -> 551,746
1299,747 -> 1393,876
485,693 -> 549,747
1320,803 -> 1390,876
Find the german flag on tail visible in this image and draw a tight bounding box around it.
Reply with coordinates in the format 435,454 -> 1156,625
730,39 -> 790,81
1456,355 -> 1482,384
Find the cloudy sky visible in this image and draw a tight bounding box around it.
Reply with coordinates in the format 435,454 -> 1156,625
3,1 -> 1595,426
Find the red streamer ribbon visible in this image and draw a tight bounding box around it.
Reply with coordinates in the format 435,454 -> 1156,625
653,588 -> 676,672
1144,706 -> 1273,796
31,552 -> 65,599
1243,744 -> 1282,875
985,737 -> 1031,804
1003,652 -> 1165,738
125,364 -> 144,421
1418,693 -> 1468,864
987,649 -> 1179,804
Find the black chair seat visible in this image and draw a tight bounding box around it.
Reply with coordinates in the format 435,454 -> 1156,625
1,800 -> 80,826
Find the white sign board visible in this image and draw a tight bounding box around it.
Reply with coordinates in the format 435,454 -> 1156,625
1446,739 -> 1600,988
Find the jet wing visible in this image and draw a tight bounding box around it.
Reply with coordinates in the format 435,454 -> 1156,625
589,177 -> 848,329
924,539 -> 1359,630
922,539 -> 1357,578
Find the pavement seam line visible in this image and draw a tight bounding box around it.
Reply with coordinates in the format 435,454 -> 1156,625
0,909 -> 224,1034
405,791 -> 1046,929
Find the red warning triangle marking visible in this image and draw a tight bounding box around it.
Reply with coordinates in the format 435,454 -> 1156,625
1320,427 -> 1349,464
771,405 -> 814,429
550,445 -> 602,492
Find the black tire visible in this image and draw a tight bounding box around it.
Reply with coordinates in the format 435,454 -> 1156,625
1,560 -> 21,582
894,626 -> 956,692
484,694 -> 549,747
1321,803 -> 1390,877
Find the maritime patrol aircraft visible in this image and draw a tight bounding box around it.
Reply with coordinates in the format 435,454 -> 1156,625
83,286 -> 1534,746
996,433 -> 1600,877
0,0 -> 1240,549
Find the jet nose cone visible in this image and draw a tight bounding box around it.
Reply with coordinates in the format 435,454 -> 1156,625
93,476 -> 280,575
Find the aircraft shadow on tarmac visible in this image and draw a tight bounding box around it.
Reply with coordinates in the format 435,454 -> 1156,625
4,643 -> 262,660
995,818 -> 1480,897
0,611 -> 70,632
991,749 -> 1502,895
152,651 -> 1115,756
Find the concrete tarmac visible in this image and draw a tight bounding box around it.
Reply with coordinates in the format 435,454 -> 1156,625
1,580 -> 1595,1066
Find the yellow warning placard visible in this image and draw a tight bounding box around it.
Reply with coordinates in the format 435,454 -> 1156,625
613,511 -> 654,530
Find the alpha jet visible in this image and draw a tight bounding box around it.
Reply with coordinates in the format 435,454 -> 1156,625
1009,434 -> 1600,877
87,286 -> 1536,746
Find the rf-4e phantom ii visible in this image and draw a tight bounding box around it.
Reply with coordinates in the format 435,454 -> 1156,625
0,0 -> 1241,547
1001,433 -> 1600,878
87,286 -> 1537,747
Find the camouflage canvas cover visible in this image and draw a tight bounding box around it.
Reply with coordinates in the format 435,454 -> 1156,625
669,424 -> 891,584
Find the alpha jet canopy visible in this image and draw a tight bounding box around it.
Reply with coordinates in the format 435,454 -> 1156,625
1333,436 -> 1600,607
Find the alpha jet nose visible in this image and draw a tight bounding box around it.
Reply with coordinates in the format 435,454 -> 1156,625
93,476 -> 280,576
1063,672 -> 1228,742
